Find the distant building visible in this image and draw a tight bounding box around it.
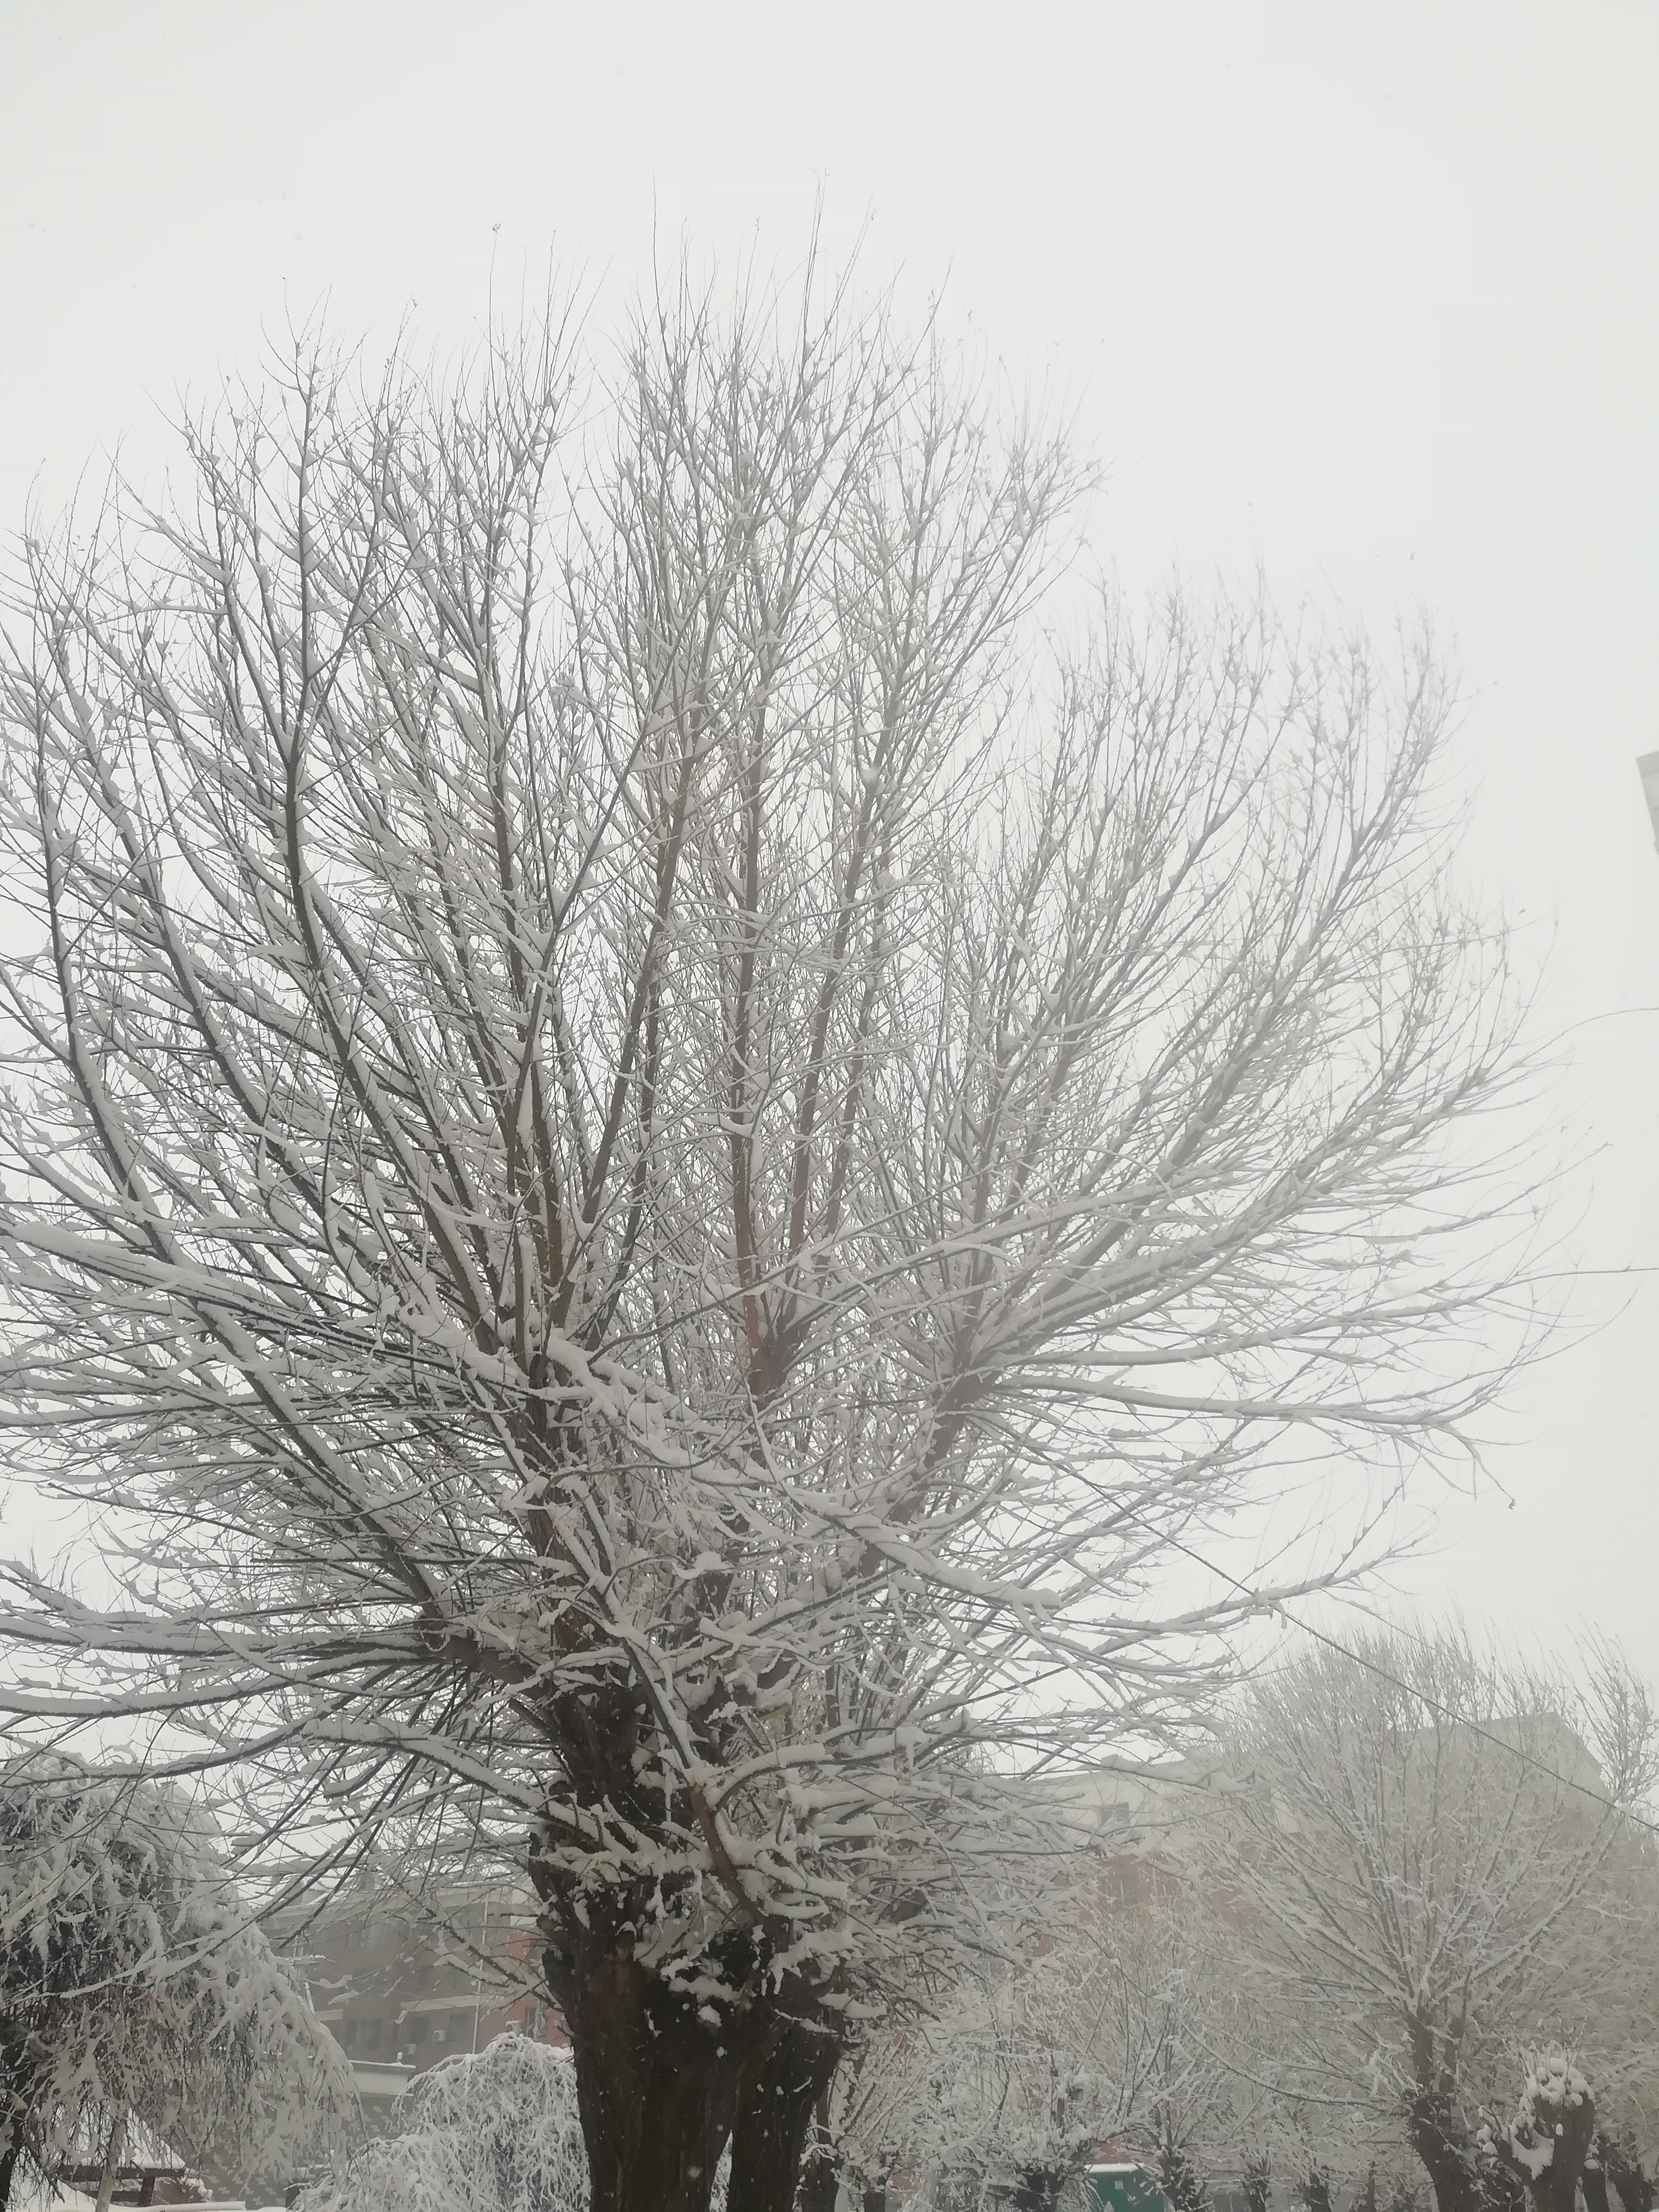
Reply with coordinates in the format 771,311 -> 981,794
273,1876 -> 563,2118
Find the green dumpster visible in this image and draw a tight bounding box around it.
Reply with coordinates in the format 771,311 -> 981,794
1086,2168 -> 1166,2212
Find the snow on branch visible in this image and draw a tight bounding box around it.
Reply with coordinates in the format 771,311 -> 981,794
0,273 -> 1542,2154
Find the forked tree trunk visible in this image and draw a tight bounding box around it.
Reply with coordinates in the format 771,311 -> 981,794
725,2017 -> 841,2212
1405,2049 -> 1481,2212
546,1938 -> 731,2212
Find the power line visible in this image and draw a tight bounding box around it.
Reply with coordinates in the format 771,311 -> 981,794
1148,1523 -> 1659,1842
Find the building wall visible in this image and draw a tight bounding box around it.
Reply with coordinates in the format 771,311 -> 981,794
275,1880 -> 566,2088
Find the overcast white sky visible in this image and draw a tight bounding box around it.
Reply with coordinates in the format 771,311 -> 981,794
2,1 -> 1656,1685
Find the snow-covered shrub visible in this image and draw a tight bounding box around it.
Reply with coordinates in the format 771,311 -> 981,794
0,1751 -> 353,2203
300,2030 -> 734,2212
299,2032 -> 588,2212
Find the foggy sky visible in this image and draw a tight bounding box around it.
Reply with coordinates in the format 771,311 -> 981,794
2,0 -> 1655,1685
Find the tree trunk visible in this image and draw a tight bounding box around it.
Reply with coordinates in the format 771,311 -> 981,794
1406,2077 -> 1480,2212
1011,2169 -> 1068,2212
1,2036 -> 35,2212
1480,2169 -> 1527,2212
94,2111 -> 127,2212
861,2189 -> 887,2212
1161,2142 -> 1211,2212
1584,2155 -> 1613,2212
1507,2084 -> 1594,2212
545,1936 -> 730,2212
797,2152 -> 840,2212
1604,2140 -> 1657,2212
724,2017 -> 842,2212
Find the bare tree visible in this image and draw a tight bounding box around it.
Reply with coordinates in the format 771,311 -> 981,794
0,1753 -> 352,2209
801,1849 -> 1286,2212
0,264 -> 1529,2212
1204,1628 -> 1659,2212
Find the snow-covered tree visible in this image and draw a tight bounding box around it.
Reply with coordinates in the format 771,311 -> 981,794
812,1866 -> 1255,2212
299,2032 -> 590,2212
1585,2128 -> 1658,2212
1485,2047 -> 1597,2212
0,1752 -> 352,2209
1204,1628 -> 1659,2212
0,261 -> 1532,2212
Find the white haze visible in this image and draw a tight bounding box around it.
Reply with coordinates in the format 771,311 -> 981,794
0,0 -> 1655,1691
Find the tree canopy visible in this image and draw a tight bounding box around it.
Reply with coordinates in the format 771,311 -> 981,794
0,266 -> 1534,2212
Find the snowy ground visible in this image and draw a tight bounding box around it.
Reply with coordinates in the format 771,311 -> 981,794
9,2189 -> 258,2212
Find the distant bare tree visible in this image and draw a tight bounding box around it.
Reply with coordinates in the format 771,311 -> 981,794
0,263 -> 1530,2212
1205,1629 -> 1659,2212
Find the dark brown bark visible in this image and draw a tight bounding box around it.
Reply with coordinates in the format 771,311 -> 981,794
1480,2166 -> 1527,2212
1407,2082 -> 1481,2212
795,2083 -> 840,2212
1604,2139 -> 1657,2212
797,2152 -> 840,2212
1010,2169 -> 1068,2212
536,1822 -> 848,2212
1496,2082 -> 1594,2212
1,2036 -> 36,2212
1584,2154 -> 1614,2212
1160,2140 -> 1211,2212
725,2016 -> 841,2212
1404,2015 -> 1481,2212
543,1933 -> 731,2212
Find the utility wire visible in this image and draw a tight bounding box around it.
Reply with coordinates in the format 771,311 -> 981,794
1147,1522 -> 1659,1842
